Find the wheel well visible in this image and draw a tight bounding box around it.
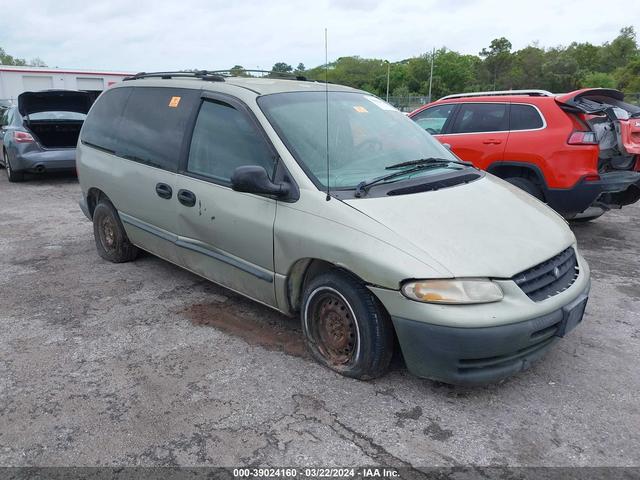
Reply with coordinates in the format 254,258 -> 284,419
488,163 -> 545,186
286,259 -> 373,314
86,188 -> 107,218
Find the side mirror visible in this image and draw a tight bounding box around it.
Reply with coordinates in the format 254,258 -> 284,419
231,165 -> 290,197
442,143 -> 452,150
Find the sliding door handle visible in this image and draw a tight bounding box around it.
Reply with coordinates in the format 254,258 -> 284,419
177,189 -> 196,207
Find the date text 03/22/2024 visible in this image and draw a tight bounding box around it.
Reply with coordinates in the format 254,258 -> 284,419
233,468 -> 401,478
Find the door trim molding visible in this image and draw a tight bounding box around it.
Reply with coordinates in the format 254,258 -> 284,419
119,212 -> 274,283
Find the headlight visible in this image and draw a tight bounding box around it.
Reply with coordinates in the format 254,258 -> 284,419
401,278 -> 503,304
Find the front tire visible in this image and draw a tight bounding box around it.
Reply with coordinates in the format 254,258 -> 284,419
92,200 -> 139,263
504,177 -> 544,201
301,270 -> 394,380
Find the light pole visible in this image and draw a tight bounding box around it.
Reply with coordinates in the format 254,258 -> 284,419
386,61 -> 390,102
428,47 -> 435,103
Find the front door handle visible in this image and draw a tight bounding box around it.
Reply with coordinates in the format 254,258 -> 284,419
482,139 -> 502,144
177,189 -> 196,207
155,183 -> 173,199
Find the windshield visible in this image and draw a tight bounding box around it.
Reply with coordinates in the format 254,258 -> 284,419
28,111 -> 87,121
258,92 -> 461,190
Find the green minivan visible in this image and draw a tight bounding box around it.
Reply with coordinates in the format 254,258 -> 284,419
77,71 -> 590,385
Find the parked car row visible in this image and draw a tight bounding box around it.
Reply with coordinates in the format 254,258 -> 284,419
409,88 -> 640,221
73,71 -> 591,385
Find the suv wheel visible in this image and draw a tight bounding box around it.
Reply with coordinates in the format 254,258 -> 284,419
301,269 -> 394,380
4,151 -> 24,182
504,177 -> 543,201
92,200 -> 139,263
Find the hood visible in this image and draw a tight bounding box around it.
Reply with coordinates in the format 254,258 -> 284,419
344,175 -> 575,278
18,90 -> 92,117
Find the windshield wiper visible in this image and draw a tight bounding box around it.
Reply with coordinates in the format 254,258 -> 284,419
355,163 -> 448,198
385,157 -> 472,170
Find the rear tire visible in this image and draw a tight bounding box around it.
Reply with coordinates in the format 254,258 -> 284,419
301,269 -> 394,380
92,200 -> 139,263
4,151 -> 25,183
504,177 -> 544,201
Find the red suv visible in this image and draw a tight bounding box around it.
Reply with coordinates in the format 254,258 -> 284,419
409,88 -> 640,220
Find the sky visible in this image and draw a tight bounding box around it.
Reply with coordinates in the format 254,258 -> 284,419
0,0 -> 637,73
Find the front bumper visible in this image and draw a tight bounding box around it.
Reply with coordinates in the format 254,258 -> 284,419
369,251 -> 591,385
545,171 -> 640,216
390,282 -> 589,385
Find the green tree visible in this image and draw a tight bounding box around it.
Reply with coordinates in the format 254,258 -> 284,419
271,62 -> 293,73
230,65 -> 247,76
581,71 -> 616,88
0,47 -> 27,66
295,62 -> 305,73
479,37 -> 513,89
599,26 -> 639,72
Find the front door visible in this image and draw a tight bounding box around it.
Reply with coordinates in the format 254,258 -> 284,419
175,95 -> 278,306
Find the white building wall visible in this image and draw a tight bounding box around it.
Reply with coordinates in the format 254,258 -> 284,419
0,66 -> 133,104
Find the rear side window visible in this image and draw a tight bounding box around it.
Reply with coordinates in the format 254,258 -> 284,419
450,103 -> 508,134
510,104 -> 544,130
117,87 -> 199,171
412,104 -> 455,134
81,87 -> 132,153
186,100 -> 275,183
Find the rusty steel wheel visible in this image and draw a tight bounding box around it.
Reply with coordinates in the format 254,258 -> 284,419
92,200 -> 139,263
99,214 -> 117,254
301,271 -> 394,379
306,288 -> 360,366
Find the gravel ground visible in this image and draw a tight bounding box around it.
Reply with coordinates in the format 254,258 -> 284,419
0,172 -> 638,468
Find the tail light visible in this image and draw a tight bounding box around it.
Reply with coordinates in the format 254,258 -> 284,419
14,131 -> 35,143
583,174 -> 600,182
568,131 -> 598,145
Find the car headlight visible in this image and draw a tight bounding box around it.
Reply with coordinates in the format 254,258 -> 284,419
401,278 -> 503,304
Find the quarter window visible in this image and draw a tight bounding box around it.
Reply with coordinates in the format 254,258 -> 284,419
81,87 -> 132,153
510,104 -> 544,130
187,100 -> 275,183
412,104 -> 455,134
450,103 -> 508,134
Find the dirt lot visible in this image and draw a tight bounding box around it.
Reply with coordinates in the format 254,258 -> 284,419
0,172 -> 639,468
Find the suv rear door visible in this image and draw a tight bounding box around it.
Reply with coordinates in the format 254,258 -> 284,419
175,93 -> 278,307
437,102 -> 509,169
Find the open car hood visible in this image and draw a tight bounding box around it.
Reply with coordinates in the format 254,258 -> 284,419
18,90 -> 93,117
555,88 -> 640,115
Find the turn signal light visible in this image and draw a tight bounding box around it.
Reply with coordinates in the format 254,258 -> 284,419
14,131 -> 35,143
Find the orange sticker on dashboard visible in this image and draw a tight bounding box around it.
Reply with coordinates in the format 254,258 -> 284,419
168,96 -> 181,108
353,105 -> 368,113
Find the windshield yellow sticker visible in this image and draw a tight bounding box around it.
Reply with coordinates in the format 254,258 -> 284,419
353,105 -> 368,113
168,96 -> 181,108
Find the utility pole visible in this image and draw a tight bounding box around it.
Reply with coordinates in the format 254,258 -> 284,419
428,47 -> 435,103
386,61 -> 390,102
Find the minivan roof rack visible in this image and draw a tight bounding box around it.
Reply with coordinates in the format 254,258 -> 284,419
207,70 -> 308,81
123,71 -> 226,82
123,69 -> 308,83
439,89 -> 554,100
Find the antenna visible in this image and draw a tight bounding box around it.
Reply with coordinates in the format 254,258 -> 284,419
324,28 -> 331,202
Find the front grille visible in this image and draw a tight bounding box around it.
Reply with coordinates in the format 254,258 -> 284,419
512,247 -> 579,302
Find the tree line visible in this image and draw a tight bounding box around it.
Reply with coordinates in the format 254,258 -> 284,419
272,26 -> 640,101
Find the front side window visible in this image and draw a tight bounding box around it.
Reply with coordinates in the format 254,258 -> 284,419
412,104 -> 455,134
450,103 -> 508,134
187,100 -> 275,183
258,92 -> 461,190
510,104 -> 544,130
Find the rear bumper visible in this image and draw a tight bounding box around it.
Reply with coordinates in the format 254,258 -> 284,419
12,149 -> 76,172
391,282 -> 590,386
545,171 -> 640,216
